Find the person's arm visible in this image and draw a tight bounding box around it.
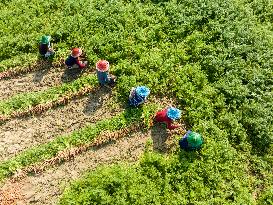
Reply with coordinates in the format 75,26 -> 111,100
129,87 -> 135,99
76,58 -> 86,69
166,121 -> 181,130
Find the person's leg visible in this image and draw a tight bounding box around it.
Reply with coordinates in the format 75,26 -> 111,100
72,64 -> 80,69
108,75 -> 116,86
45,50 -> 55,58
67,64 -> 79,69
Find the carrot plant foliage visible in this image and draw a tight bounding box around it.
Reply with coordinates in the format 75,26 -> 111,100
1,0 -> 273,204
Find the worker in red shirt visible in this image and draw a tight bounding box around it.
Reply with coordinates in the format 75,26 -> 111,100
154,107 -> 181,130
65,48 -> 87,69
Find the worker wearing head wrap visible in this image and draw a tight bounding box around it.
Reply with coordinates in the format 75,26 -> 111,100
154,107 -> 181,130
96,60 -> 116,86
65,48 -> 87,69
179,130 -> 203,151
129,86 -> 150,107
39,35 -> 55,58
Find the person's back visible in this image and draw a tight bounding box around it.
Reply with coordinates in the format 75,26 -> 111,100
39,43 -> 48,55
128,86 -> 150,107
179,131 -> 203,151
39,35 -> 54,58
65,55 -> 77,67
155,107 -> 181,130
96,70 -> 109,85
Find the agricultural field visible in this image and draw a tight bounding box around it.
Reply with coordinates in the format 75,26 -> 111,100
0,0 -> 273,204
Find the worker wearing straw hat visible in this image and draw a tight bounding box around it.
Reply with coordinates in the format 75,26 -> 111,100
129,86 -> 150,107
179,130 -> 203,151
154,107 -> 181,130
96,60 -> 116,86
39,35 -> 55,58
65,48 -> 87,69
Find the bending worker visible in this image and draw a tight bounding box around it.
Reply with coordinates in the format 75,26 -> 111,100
39,35 -> 55,58
129,86 -> 150,107
179,130 -> 203,151
154,107 -> 181,130
65,48 -> 87,69
96,60 -> 116,86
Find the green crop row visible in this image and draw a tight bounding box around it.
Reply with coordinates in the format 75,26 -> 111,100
0,48 -> 68,73
1,0 -> 273,203
60,140 -> 253,204
0,104 -> 159,181
0,53 -> 38,72
0,73 -> 98,116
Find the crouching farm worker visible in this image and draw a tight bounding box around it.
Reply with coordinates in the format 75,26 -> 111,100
96,60 -> 116,86
155,107 -> 181,130
65,48 -> 87,69
179,130 -> 203,151
128,86 -> 150,107
39,35 -> 55,58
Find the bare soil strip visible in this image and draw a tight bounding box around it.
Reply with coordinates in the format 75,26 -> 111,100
0,87 -> 120,161
0,67 -> 64,101
0,117 -> 185,205
1,132 -> 150,205
0,64 -> 95,101
11,123 -> 144,179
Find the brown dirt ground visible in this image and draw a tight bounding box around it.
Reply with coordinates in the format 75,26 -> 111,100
0,87 -> 121,161
0,64 -> 95,101
0,67 -> 64,101
0,131 -> 151,205
0,125 -> 182,205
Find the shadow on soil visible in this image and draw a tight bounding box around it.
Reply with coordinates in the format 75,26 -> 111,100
32,60 -> 53,83
150,123 -> 169,153
83,86 -> 112,116
61,68 -> 84,83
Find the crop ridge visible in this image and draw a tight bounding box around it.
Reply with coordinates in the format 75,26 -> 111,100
10,123 -> 144,182
0,85 -> 99,124
0,131 -> 151,205
0,88 -> 116,161
0,59 -> 64,80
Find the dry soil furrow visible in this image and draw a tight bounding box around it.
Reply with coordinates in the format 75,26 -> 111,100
1,132 -> 150,205
0,65 -> 93,101
0,87 -> 120,161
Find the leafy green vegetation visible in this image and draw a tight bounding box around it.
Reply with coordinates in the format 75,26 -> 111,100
0,104 -> 157,181
1,0 -> 273,203
61,147 -> 253,204
0,53 -> 38,72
